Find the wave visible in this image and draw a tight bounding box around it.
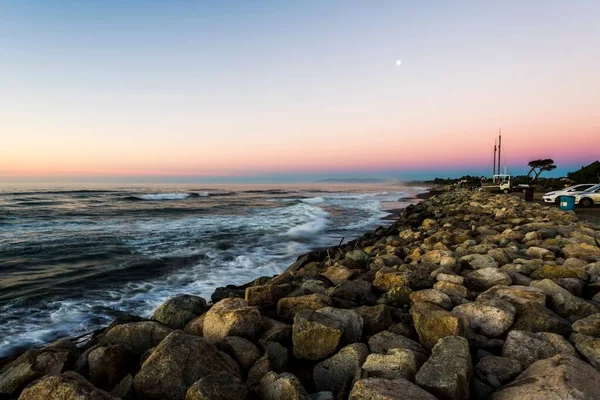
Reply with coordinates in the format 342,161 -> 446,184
1,190 -> 119,196
126,193 -> 209,201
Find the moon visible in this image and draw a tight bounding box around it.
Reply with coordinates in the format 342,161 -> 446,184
396,60 -> 402,66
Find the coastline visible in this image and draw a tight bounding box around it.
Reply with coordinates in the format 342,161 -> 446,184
3,188 -> 600,399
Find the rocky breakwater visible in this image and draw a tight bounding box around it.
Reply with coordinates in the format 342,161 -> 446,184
3,189 -> 600,400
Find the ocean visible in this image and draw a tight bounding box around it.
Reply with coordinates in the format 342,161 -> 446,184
0,182 -> 425,357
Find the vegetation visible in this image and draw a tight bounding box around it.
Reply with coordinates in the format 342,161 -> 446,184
527,159 -> 557,181
567,161 -> 600,184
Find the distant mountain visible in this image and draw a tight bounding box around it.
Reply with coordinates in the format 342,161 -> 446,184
314,178 -> 388,183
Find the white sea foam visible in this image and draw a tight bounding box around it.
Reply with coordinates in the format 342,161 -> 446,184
137,193 -> 191,200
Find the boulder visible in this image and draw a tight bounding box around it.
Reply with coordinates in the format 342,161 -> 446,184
373,268 -> 405,292
526,247 -> 555,261
411,302 -> 467,349
87,345 -> 128,391
502,330 -> 578,369
433,281 -> 469,299
0,347 -> 75,397
530,279 -> 600,319
245,284 -> 293,307
203,298 -> 261,343
459,254 -> 499,270
18,372 -> 116,400
530,265 -> 589,281
378,286 -> 413,308
415,336 -> 472,400
313,343 -> 369,395
152,295 -> 208,329
570,333 -> 600,370
511,301 -> 571,336
103,321 -> 173,358
316,307 -> 363,344
259,316 -> 292,343
453,300 -> 515,337
436,273 -> 464,284
133,331 -> 239,400
277,294 -> 332,320
572,313 -> 600,337
258,372 -> 310,400
474,355 -> 522,388
110,374 -> 133,399
327,280 -> 377,305
349,378 -> 436,400
184,314 -> 205,337
322,266 -> 354,285
362,348 -> 426,381
216,336 -> 261,370
410,289 -> 452,310
477,285 -> 546,307
492,354 -> 600,399
186,372 -> 247,400
367,330 -> 428,357
292,310 -> 343,360
353,305 -> 393,336
562,243 -> 600,262
465,268 -> 512,291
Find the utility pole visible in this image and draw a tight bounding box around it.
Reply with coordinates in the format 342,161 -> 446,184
497,128 -> 502,175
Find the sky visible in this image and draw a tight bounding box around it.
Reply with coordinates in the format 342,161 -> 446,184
1,0 -> 599,183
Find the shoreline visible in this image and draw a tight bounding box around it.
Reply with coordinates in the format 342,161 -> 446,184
3,188 -> 600,399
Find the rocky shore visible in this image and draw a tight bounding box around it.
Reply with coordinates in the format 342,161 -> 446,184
2,189 -> 600,399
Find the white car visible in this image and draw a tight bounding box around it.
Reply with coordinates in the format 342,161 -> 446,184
542,184 -> 597,204
575,184 -> 600,208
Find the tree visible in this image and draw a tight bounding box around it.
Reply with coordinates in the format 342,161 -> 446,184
527,159 -> 557,181
567,161 -> 600,184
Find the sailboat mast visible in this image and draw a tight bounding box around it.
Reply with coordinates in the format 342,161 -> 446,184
497,128 -> 502,174
493,138 -> 497,176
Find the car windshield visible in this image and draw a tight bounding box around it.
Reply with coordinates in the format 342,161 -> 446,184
582,185 -> 600,193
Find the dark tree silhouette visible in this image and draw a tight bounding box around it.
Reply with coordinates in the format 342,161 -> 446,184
527,159 -> 557,181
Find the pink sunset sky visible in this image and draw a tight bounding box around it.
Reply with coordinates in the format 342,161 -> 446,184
1,1 -> 598,182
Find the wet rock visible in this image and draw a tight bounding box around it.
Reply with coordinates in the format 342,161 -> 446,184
453,300 -> 515,337
0,347 -> 75,397
415,336 -> 472,400
572,313 -> 600,337
367,330 -> 428,357
410,289 -> 452,310
18,372 -> 116,400
362,348 -> 426,381
216,336 -> 261,370
203,298 -> 261,343
87,345 -> 128,391
277,294 -> 332,320
465,268 -> 512,291
258,372 -> 310,400
313,343 -> 368,395
316,307 -> 363,344
411,302 -> 467,349
492,354 -> 600,399
133,331 -> 239,400
353,305 -> 393,336
349,378 -> 436,400
292,310 -> 343,360
103,321 -> 173,358
502,330 -> 579,369
186,372 -> 247,400
152,295 -> 208,329
570,333 -> 600,369
211,287 -> 245,303
245,284 -> 293,307
474,355 -> 522,388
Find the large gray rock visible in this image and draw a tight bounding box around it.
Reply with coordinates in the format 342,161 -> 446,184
245,284 -> 293,307
570,333 -> 600,370
572,313 -> 600,337
466,268 -> 512,291
410,289 -> 453,310
0,347 -> 75,397
185,372 -> 247,400
87,345 -> 128,391
530,279 -> 600,319
258,372 -> 310,400
367,330 -> 428,357
502,330 -> 579,369
353,305 -> 393,336
492,354 -> 600,399
292,310 -> 343,360
259,316 -> 292,343
277,294 -> 332,320
349,378 -> 436,400
316,307 -> 363,344
459,254 -> 499,270
362,348 -> 426,381
511,301 -> 571,336
152,295 -> 208,329
411,302 -> 467,350
215,336 -> 261,370
474,355 -> 522,389
202,298 -> 261,343
477,285 -> 546,306
103,321 -> 173,358
415,336 -> 472,400
18,371 -> 116,400
133,331 -> 239,400
452,300 -> 515,337
313,343 -> 368,395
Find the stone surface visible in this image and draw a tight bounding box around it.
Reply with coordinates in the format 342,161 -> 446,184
502,330 -> 579,368
133,331 -> 239,400
466,268 -> 512,291
87,345 -> 128,391
322,266 -> 354,285
570,333 -> 600,370
572,313 -> 600,337
185,372 -> 247,400
152,295 -> 208,329
474,355 -> 522,388
277,294 -> 332,320
103,321 -> 173,358
367,330 -> 428,357
184,314 -> 206,337
316,307 -> 363,344
215,336 -> 261,370
362,348 -> 425,381
415,336 -> 472,400
292,310 -> 343,360
258,372 -> 310,400
410,289 -> 453,310
411,302 -> 467,349
530,279 -> 600,319
511,301 -> 571,336
18,372 -> 116,400
478,285 -> 546,307
313,343 -> 369,395
202,298 -> 261,343
349,378 -> 436,400
453,300 -> 515,337
353,305 -> 393,336
492,355 -> 600,399
245,284 -> 293,307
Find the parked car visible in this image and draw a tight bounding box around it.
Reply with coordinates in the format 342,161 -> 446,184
542,184 -> 597,204
575,184 -> 600,208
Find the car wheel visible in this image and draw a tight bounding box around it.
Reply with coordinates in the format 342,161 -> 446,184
580,198 -> 594,208
555,198 -> 561,205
